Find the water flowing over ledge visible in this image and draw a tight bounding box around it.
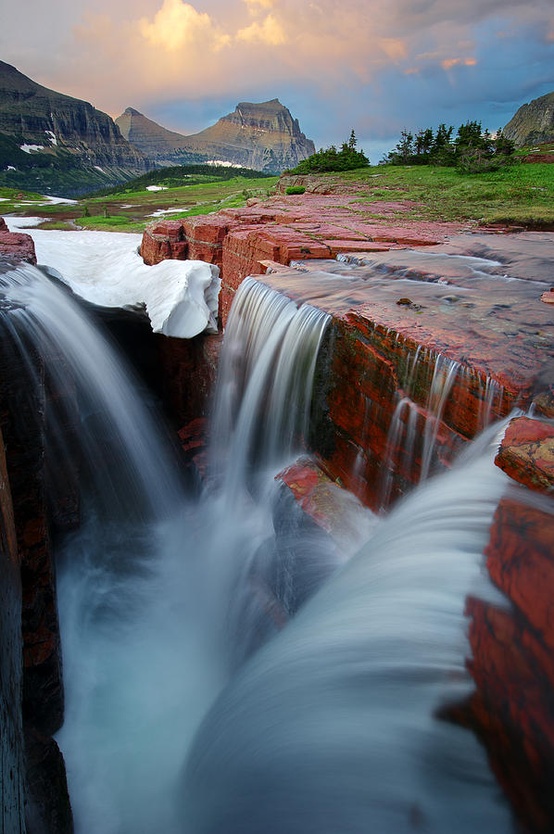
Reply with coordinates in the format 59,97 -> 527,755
0,212 -> 553,833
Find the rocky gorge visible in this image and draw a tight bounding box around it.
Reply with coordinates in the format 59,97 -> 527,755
0,183 -> 553,832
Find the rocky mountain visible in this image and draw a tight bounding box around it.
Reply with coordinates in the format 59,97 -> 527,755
116,99 -> 316,173
0,60 -> 151,196
503,91 -> 554,147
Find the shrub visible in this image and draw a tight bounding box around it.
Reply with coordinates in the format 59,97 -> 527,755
285,185 -> 306,195
290,130 -> 370,174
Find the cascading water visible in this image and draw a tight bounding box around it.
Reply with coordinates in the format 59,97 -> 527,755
0,254 -> 519,833
0,262 -> 204,833
181,429 -> 514,834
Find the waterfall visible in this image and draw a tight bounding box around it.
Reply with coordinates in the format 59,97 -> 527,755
0,257 -> 516,833
181,427 -> 513,834
209,276 -> 330,495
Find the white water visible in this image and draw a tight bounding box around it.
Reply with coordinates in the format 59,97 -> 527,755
182,432 -> 513,834
0,258 -> 517,833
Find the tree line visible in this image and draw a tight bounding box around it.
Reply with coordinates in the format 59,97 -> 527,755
381,121 -> 516,172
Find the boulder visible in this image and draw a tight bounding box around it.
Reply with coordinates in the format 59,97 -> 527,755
0,227 -> 37,263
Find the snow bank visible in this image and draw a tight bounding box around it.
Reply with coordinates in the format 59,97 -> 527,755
4,219 -> 220,339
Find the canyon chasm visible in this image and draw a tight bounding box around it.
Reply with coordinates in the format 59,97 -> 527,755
0,186 -> 553,834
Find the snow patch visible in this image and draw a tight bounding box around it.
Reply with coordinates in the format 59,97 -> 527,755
147,207 -> 184,218
6,165 -> 16,171
41,196 -> 78,205
20,144 -> 45,153
207,160 -> 243,168
45,130 -> 58,146
4,219 -> 220,339
146,185 -> 168,191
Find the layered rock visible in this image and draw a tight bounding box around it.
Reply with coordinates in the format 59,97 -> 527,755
460,415 -> 554,832
1,237 -> 73,831
141,191 -> 464,325
0,229 -> 37,263
142,206 -> 552,510
503,90 -> 554,147
117,99 -> 316,173
0,60 -> 150,196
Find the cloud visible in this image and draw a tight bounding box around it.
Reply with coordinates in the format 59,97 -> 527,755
441,58 -> 477,70
138,0 -> 230,51
243,0 -> 276,10
236,14 -> 286,45
1,0 -> 552,155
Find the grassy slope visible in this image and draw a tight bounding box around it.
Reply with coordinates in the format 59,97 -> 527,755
1,159 -> 553,233
334,161 -> 554,227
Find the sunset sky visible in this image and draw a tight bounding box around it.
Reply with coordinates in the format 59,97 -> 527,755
2,0 -> 553,161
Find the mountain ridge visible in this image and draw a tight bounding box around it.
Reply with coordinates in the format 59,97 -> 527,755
0,60 -> 151,196
116,100 -> 316,173
503,91 -> 554,147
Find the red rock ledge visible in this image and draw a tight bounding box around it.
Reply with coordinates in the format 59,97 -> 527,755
140,192 -> 468,326
0,217 -> 37,264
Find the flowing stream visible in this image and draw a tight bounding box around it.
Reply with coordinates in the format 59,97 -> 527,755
0,255 -> 515,833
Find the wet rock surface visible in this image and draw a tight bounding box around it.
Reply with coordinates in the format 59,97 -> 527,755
258,233 -> 553,510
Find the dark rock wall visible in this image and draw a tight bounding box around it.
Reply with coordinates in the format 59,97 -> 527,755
1,232 -> 73,832
0,426 -> 26,834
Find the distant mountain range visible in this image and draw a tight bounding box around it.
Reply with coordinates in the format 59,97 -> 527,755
2,57 -> 552,199
116,101 -> 316,174
0,60 -> 315,197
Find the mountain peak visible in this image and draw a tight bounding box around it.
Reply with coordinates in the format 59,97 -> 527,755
503,91 -> 554,146
116,101 -> 315,173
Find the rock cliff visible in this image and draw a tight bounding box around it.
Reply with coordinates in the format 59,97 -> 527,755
0,60 -> 151,196
503,91 -> 554,147
116,99 -> 315,173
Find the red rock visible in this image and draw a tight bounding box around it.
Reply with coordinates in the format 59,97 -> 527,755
465,596 -> 554,833
540,290 -> 554,304
155,331 -> 222,427
140,191 -> 466,325
495,417 -> 554,493
140,220 -> 188,265
0,216 -> 7,231
0,230 -> 37,264
178,417 -> 209,484
486,495 -> 554,655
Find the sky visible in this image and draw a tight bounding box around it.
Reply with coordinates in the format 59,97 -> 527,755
1,0 -> 554,162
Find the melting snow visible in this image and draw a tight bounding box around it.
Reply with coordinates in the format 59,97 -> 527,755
20,144 -> 45,153
4,218 -> 220,339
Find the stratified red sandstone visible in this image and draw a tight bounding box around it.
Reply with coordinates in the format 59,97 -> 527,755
495,417 -> 554,493
462,416 -> 554,832
0,222 -> 37,264
140,193 -> 465,326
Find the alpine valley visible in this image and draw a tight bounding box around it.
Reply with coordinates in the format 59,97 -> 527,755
0,60 -> 315,197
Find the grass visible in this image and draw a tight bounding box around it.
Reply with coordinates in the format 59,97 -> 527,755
0,175 -> 279,232
1,158 -> 553,232
322,160 -> 554,227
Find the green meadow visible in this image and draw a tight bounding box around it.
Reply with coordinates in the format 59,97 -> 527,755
1,157 -> 553,233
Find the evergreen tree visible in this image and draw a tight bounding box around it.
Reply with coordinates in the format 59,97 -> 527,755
290,132 -> 369,173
